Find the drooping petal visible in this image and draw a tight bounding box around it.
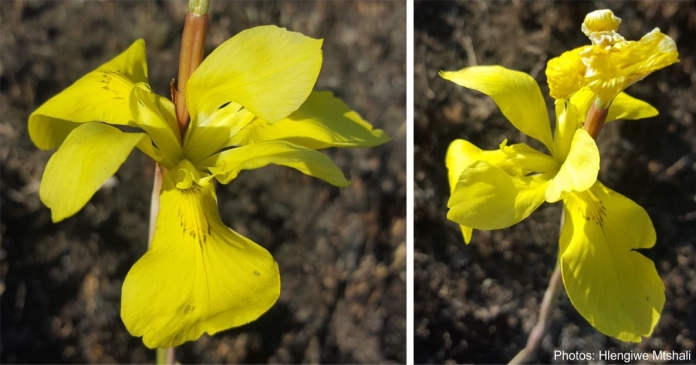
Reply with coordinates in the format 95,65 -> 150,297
440,66 -> 555,152
445,139 -> 509,244
560,182 -> 664,342
39,122 -> 158,222
203,140 -> 350,187
546,128 -> 599,203
607,92 -> 659,121
229,91 -> 389,150
187,25 -> 322,125
447,161 -> 549,230
569,88 -> 659,126
121,160 -> 280,348
129,84 -> 183,169
546,46 -> 590,100
29,40 -> 148,150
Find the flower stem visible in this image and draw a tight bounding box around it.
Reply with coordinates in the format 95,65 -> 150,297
174,2 -> 209,137
509,211 -> 566,364
583,98 -> 610,140
508,264 -> 564,364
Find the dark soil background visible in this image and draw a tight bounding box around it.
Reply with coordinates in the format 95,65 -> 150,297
415,1 -> 695,364
0,1 -> 405,363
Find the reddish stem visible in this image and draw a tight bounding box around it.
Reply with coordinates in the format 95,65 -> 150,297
175,12 -> 208,138
583,101 -> 609,140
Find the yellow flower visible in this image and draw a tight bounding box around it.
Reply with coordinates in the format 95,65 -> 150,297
29,26 -> 388,348
441,65 -> 663,342
546,9 -> 679,104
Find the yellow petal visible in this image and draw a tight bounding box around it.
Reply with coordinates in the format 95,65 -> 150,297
445,139 -> 509,244
560,182 -> 664,341
29,40 -> 148,150
546,128 -> 599,203
546,47 -> 590,100
121,160 -> 280,348
582,9 -> 621,34
570,88 -> 658,126
581,9 -> 625,47
187,25 -> 322,125
552,100 -> 579,161
583,28 -> 679,103
606,92 -> 659,121
445,139 -> 508,191
203,140 -> 350,187
440,66 -> 555,152
229,91 -> 389,150
39,122 -> 155,222
129,84 -> 183,169
183,102 -> 256,163
499,141 -> 560,174
447,161 -> 548,230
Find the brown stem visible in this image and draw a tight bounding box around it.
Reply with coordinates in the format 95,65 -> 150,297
583,100 -> 609,140
174,12 -> 208,137
509,211 -> 567,364
509,265 -> 564,364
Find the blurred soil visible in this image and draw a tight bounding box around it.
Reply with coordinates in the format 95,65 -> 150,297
0,1 -> 406,363
415,1 -> 696,364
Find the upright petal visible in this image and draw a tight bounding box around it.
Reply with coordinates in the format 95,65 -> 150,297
552,100 -> 580,161
546,128 -> 599,203
203,140 -> 350,187
129,84 -> 183,169
560,182 -> 664,342
29,40 -> 148,150
440,66 -> 555,152
39,122 -> 157,222
183,102 -> 256,163
122,160 -> 280,348
229,91 -> 389,150
447,161 -> 549,230
187,25 -> 322,125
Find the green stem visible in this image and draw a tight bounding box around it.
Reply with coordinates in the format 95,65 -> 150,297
189,0 -> 209,15
156,347 -> 166,365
